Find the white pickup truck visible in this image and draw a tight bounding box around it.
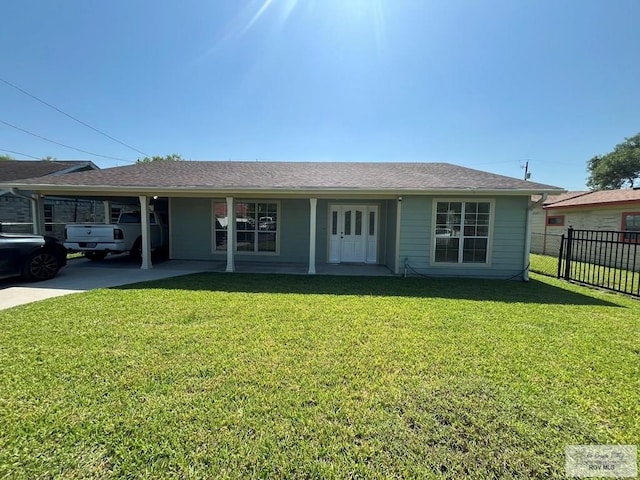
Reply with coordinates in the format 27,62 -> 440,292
64,211 -> 169,260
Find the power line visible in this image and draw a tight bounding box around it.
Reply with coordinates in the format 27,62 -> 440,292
0,148 -> 40,159
0,119 -> 135,163
0,76 -> 149,157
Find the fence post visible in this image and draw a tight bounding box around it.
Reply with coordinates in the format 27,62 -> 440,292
557,234 -> 565,278
563,226 -> 574,280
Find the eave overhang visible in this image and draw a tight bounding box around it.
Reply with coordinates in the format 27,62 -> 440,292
0,182 -> 566,199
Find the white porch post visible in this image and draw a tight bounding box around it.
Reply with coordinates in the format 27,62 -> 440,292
308,197 -> 317,274
226,196 -> 235,272
32,195 -> 45,235
139,195 -> 152,270
103,201 -> 111,224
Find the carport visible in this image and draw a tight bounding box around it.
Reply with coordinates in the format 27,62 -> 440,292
5,187 -> 165,270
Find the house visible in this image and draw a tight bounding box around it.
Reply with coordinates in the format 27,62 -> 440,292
530,191 -> 589,255
0,161 -> 564,279
0,160 -> 111,239
531,188 -> 640,255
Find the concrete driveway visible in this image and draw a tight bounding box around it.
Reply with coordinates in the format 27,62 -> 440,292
0,255 -> 217,311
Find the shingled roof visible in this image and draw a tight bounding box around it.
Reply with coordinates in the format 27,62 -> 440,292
547,188 -> 640,209
531,191 -> 590,205
0,160 -> 98,182
1,161 -> 563,195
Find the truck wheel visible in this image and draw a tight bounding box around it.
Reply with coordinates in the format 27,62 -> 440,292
129,238 -> 142,259
85,251 -> 108,261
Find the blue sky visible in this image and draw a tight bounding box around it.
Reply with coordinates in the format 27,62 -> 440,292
1,0 -> 639,190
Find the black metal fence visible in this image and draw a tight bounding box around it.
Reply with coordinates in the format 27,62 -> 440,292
558,227 -> 640,297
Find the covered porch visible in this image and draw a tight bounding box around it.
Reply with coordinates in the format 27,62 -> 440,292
171,196 -> 403,275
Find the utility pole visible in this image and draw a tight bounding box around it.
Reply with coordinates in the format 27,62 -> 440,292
523,160 -> 530,181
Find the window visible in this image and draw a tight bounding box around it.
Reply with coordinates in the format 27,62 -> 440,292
213,200 -> 279,253
433,200 -> 492,264
44,204 -> 54,233
546,215 -> 565,226
621,212 -> 640,243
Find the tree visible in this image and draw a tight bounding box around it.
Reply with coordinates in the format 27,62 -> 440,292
41,156 -> 57,161
137,153 -> 184,163
0,154 -> 15,161
587,133 -> 640,190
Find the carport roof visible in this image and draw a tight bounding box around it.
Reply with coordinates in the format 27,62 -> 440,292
0,160 -> 564,196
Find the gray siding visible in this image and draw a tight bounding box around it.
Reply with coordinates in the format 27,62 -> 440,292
170,197 -> 312,263
316,200 -> 329,264
384,200 -> 398,272
376,201 -> 391,266
170,195 -> 534,278
278,199 -> 310,263
170,198 -> 214,260
400,196 -> 529,279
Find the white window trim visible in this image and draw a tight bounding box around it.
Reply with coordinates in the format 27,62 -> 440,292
211,199 -> 280,255
430,198 -> 495,268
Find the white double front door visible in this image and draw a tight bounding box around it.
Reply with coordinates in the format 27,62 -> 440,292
329,205 -> 378,264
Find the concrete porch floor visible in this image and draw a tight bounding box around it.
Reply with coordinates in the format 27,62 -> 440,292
202,260 -> 394,276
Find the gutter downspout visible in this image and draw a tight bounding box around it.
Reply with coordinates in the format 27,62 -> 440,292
523,193 -> 547,282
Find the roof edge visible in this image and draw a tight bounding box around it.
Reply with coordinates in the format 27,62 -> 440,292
2,183 -> 566,197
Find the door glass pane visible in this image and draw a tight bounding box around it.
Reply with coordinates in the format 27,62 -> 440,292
369,211 -> 375,236
332,211 -> 338,235
355,210 -> 362,236
344,210 -> 351,235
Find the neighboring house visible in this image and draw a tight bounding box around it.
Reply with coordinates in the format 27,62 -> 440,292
531,188 -> 640,255
0,161 -> 563,279
0,160 -> 118,240
530,191 -> 589,255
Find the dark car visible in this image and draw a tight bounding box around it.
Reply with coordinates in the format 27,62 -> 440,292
0,233 -> 67,281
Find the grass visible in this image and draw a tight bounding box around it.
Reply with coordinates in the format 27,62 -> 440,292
0,273 -> 638,478
531,252 -> 640,295
529,253 -> 559,277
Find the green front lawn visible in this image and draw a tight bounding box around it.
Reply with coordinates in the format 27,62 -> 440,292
1,274 -> 638,478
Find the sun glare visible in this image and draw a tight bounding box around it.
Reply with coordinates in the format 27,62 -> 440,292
200,0 -> 387,60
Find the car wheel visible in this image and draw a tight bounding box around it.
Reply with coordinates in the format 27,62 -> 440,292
86,251 -> 108,261
22,250 -> 61,281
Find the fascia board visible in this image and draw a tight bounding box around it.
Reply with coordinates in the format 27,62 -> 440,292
0,183 -> 566,198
